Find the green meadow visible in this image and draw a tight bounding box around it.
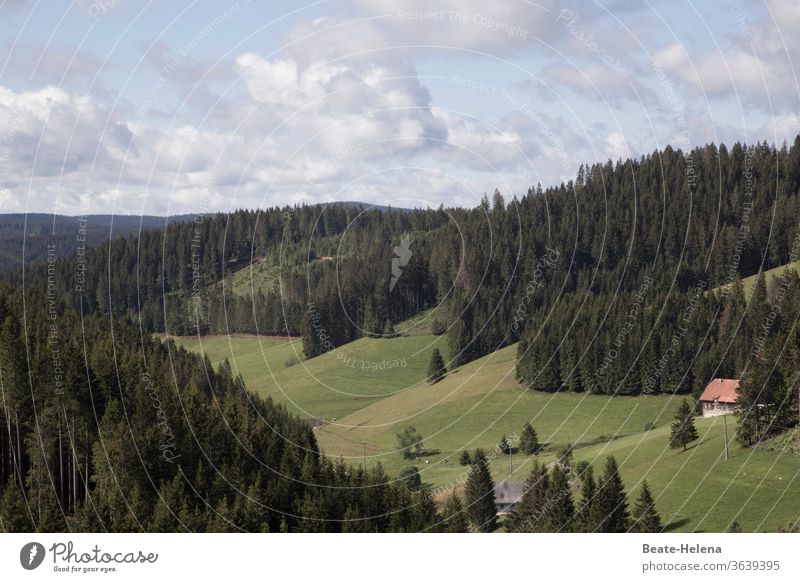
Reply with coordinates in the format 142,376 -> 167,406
173,331 -> 800,532
714,260 -> 800,298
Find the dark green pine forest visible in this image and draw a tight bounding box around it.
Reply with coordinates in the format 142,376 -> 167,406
1,138 -> 800,531
0,286 -> 449,532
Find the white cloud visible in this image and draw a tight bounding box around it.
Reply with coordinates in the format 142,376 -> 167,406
652,0 -> 800,111
605,131 -> 629,160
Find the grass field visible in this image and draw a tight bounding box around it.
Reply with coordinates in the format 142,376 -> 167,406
395,306 -> 446,336
171,332 -> 448,420
567,416 -> 800,532
171,331 -> 800,532
714,260 -> 800,298
226,256 -> 283,296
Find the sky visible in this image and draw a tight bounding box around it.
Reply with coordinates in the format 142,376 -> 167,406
0,0 -> 798,215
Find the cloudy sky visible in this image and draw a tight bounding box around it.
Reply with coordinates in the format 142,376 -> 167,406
0,0 -> 797,215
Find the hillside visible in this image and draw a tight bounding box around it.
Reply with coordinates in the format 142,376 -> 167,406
567,416 -> 800,532
172,332 -> 449,420
713,260 -> 800,298
176,331 -> 800,532
0,213 -> 194,272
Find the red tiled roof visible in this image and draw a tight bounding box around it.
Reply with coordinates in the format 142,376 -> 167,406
699,378 -> 740,404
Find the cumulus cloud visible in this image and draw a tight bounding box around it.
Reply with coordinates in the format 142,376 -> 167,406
2,0 -> 796,215
651,0 -> 800,112
0,85 -> 130,180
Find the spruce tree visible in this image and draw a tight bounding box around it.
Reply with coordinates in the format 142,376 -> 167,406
629,481 -> 661,533
509,462 -> 549,532
441,491 -> 469,532
590,456 -> 629,532
498,434 -> 511,455
736,349 -> 790,446
427,348 -> 446,384
519,422 -> 540,455
464,449 -> 496,532
410,487 -> 439,532
342,505 -> 368,532
670,399 -> 699,451
545,464 -> 575,532
557,443 -> 574,468
576,465 -> 597,532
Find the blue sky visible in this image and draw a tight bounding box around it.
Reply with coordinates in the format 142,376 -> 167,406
0,0 -> 797,214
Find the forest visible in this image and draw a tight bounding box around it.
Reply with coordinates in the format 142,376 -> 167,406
1,138 -> 800,531
0,214 -> 194,273
0,283 -> 454,532
7,140 -> 800,396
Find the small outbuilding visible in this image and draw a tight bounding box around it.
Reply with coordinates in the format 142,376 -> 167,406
494,481 -> 526,515
699,378 -> 740,417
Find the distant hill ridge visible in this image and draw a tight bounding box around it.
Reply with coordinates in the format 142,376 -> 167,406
0,213 -> 197,272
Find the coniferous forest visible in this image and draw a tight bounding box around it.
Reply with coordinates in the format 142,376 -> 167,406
1,139 -> 800,531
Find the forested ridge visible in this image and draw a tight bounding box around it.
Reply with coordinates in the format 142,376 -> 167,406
0,284 -> 450,532
7,139 -> 800,397
2,137 -> 800,533
0,213 -> 195,273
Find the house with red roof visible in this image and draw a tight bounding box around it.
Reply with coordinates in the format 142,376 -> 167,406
699,378 -> 740,417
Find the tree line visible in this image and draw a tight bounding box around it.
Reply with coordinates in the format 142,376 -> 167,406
0,284 -> 448,532
4,139 -> 800,440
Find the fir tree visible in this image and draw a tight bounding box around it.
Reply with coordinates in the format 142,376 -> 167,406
464,449 -> 496,532
590,456 -> 629,532
545,464 -> 575,532
557,443 -> 574,468
441,491 -> 469,532
736,349 -> 792,446
519,422 -> 540,455
427,348 -> 446,384
399,466 -> 422,490
576,465 -> 597,532
670,399 -> 699,451
458,450 -> 471,466
410,487 -> 439,532
509,462 -> 549,532
498,435 -> 511,455
342,505 -> 368,533
629,481 -> 661,533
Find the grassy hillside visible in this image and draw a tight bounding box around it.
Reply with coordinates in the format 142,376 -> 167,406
172,332 -> 448,420
395,306 -> 446,336
315,345 -> 674,456
170,333 -> 301,377
172,331 -> 800,532
715,260 -> 800,298
567,416 -> 800,532
226,256 -> 284,296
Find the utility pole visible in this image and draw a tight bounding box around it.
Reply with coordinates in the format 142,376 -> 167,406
723,413 -> 729,461
362,442 -> 367,472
